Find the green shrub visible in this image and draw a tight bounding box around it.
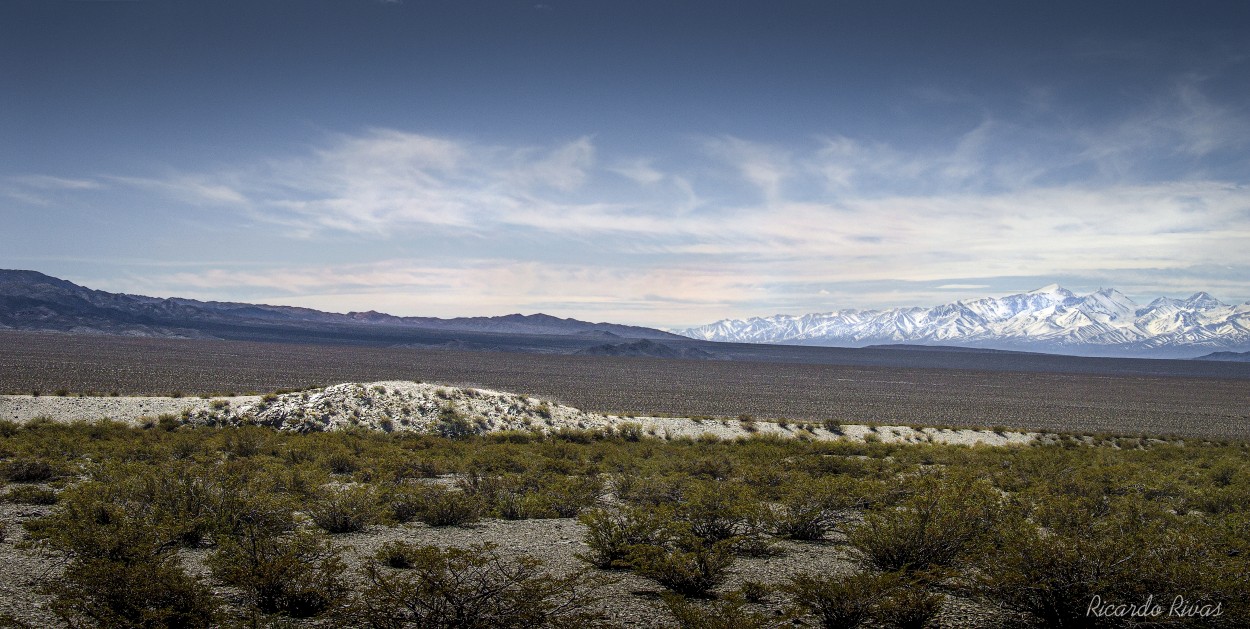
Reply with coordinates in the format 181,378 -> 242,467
663,592 -> 769,629
208,530 -> 346,618
375,540 -> 421,569
577,506 -> 670,569
2,458 -> 58,482
784,570 -> 901,629
413,485 -> 481,527
629,538 -> 735,597
437,405 -> 476,439
25,486 -> 219,628
520,474 -> 602,518
383,484 -> 425,523
220,428 -> 267,458
308,484 -> 378,534
770,477 -> 865,541
674,481 -> 770,555
974,499 -> 1249,628
847,474 -> 999,573
617,422 -> 644,442
346,543 -> 603,628
876,586 -> 943,629
322,450 -> 360,474
46,554 -> 218,628
4,485 -> 58,505
202,469 -> 296,540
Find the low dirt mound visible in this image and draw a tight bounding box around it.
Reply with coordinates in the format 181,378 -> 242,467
184,381 -> 606,434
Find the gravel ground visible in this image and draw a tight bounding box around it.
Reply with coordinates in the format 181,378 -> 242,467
0,496 -> 1012,628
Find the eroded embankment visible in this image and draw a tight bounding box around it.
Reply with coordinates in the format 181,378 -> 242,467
0,380 -> 1041,446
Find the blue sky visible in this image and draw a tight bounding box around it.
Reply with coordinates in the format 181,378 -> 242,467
3,0 -> 1249,327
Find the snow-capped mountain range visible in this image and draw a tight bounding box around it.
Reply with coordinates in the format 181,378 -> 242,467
675,285 -> 1250,358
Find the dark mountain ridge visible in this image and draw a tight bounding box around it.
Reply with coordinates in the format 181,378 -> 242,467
0,269 -> 681,341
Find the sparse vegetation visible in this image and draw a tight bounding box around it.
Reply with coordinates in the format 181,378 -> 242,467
0,410 -> 1246,626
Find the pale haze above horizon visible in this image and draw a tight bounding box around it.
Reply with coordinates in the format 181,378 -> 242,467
3,1 -> 1249,328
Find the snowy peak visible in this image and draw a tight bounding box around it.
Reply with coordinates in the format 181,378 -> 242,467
1028,283 -> 1075,299
676,286 -> 1250,357
1182,292 -> 1225,310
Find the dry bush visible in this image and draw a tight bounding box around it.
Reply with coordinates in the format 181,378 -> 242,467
24,484 -> 218,628
847,473 -> 1000,574
308,484 -> 379,533
346,542 -> 605,628
208,530 -> 346,618
577,506 -> 671,569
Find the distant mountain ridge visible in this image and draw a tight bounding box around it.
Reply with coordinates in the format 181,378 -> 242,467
0,269 -> 681,340
1194,350 -> 1250,363
676,285 -> 1250,358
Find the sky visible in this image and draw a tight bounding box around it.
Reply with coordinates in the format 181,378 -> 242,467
2,0 -> 1249,328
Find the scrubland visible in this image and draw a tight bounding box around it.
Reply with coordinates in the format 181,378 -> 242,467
1,413 -> 1247,628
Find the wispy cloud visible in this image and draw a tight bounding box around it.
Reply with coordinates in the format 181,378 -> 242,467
15,78 -> 1250,325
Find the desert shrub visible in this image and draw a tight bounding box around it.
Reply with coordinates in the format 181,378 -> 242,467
676,481 -> 771,555
738,580 -> 772,604
413,485 -> 481,527
0,419 -> 20,437
208,530 -> 346,618
551,428 -> 606,443
25,485 -> 219,628
535,401 -> 553,419
308,484 -> 378,534
770,476 -> 866,541
784,570 -> 902,629
4,485 -> 58,505
974,497 -> 1249,628
876,586 -> 943,629
617,422 -> 644,442
46,554 -> 218,628
510,474 -> 602,519
663,592 -> 769,629
383,485 -> 425,523
156,413 -> 181,432
681,456 -> 733,480
847,473 -> 1000,573
376,540 -> 421,569
130,464 -> 217,547
2,458 -> 58,482
485,472 -> 599,520
322,450 -> 360,474
488,430 -> 538,444
615,473 -> 686,506
577,506 -> 671,569
629,538 -> 735,597
201,468 -> 296,540
346,542 -> 603,629
220,427 -> 269,458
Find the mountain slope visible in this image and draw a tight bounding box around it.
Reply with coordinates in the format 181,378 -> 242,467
1193,350 -> 1250,363
0,269 -> 680,340
676,285 -> 1250,358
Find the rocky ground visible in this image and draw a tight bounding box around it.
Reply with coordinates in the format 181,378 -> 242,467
0,484 -> 1012,628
